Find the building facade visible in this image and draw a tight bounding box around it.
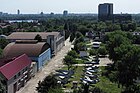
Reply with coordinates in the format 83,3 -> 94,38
6,32 -> 65,55
98,3 -> 113,21
0,54 -> 31,93
3,40 -> 51,71
63,10 -> 68,16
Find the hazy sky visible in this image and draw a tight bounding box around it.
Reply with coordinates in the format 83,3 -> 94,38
0,0 -> 140,14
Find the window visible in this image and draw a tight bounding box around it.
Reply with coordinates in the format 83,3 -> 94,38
14,75 -> 17,80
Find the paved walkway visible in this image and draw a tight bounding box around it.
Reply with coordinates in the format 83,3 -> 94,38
17,38 -> 72,93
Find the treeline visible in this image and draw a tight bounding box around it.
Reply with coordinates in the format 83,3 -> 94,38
104,31 -> 140,93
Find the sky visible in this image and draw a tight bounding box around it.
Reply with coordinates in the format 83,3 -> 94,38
0,0 -> 140,14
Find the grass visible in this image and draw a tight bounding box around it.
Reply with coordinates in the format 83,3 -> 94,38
61,66 -> 84,88
61,66 -> 123,93
75,59 -> 85,64
95,66 -> 123,93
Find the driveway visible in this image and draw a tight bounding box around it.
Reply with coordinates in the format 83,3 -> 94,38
17,38 -> 72,93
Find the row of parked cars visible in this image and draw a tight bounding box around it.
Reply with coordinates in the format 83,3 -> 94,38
80,59 -> 100,85
55,69 -> 74,85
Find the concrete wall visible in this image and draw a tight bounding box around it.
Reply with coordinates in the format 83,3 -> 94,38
38,48 -> 51,70
56,36 -> 65,53
30,48 -> 51,71
47,33 -> 65,55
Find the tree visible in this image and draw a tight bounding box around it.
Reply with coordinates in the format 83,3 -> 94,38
36,74 -> 58,93
78,25 -> 89,36
105,31 -> 131,62
106,31 -> 140,92
0,77 -> 6,93
89,49 -> 97,56
74,36 -> 85,44
0,39 -> 9,49
98,46 -> 108,56
74,42 -> 86,53
75,32 -> 83,39
63,55 -> 76,70
0,48 -> 3,58
114,45 -> 140,91
128,22 -> 137,31
70,33 -> 75,42
133,35 -> 140,44
67,50 -> 79,58
34,34 -> 42,42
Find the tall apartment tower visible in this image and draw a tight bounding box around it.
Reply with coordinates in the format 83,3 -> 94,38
98,3 -> 113,21
17,9 -> 20,15
63,10 -> 68,16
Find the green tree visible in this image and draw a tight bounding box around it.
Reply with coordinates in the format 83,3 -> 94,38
70,33 -> 75,42
0,48 -> 3,58
63,55 -> 76,70
0,77 -> 6,93
89,49 -> 97,56
74,42 -> 86,53
105,31 -> 131,62
98,46 -> 108,56
34,34 -> 42,42
115,45 -> 140,91
78,25 -> 89,36
36,75 -> 58,93
67,50 -> 79,58
0,39 -> 9,49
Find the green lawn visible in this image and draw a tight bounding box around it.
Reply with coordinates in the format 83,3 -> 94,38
75,59 -> 85,64
62,66 -> 84,88
95,67 -> 123,93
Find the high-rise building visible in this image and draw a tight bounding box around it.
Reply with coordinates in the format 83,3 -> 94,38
17,9 -> 20,15
63,10 -> 68,16
98,3 -> 113,21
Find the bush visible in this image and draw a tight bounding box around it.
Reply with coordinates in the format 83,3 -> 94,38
89,49 -> 97,56
98,46 -> 107,56
67,50 -> 79,58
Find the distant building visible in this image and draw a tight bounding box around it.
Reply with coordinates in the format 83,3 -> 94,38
0,54 -> 31,93
0,12 -> 2,15
6,32 -> 65,55
98,3 -> 113,21
17,9 -> 20,15
40,12 -> 44,15
3,40 -> 51,71
50,12 -> 54,15
63,10 -> 68,16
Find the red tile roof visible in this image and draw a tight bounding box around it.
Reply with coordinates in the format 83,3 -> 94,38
0,54 -> 31,80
